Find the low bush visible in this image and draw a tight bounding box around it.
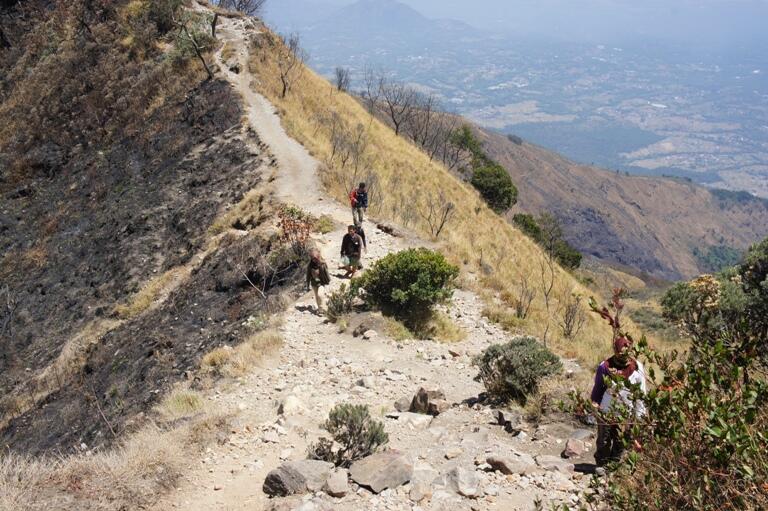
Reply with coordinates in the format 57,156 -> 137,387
308,404 -> 388,467
473,336 -> 562,405
357,248 -> 458,327
325,283 -> 359,322
471,163 -> 518,213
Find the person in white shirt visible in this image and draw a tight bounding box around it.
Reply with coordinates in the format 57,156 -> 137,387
590,336 -> 647,466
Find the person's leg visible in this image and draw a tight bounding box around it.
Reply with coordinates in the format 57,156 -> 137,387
352,207 -> 358,224
595,424 -> 611,467
312,284 -> 323,312
609,426 -> 626,463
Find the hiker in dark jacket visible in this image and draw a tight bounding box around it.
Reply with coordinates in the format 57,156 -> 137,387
340,225 -> 364,278
354,223 -> 367,251
349,182 -> 368,224
306,249 -> 330,313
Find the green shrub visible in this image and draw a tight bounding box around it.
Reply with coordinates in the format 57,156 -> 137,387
570,282 -> 768,511
473,336 -> 561,405
471,163 -> 518,212
325,283 -> 358,322
308,404 -> 388,467
512,213 -> 542,240
358,248 -> 458,326
513,213 -> 582,269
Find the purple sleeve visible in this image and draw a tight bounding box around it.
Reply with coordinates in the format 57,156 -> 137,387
590,363 -> 609,404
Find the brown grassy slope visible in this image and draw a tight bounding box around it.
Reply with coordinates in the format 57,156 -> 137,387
478,129 -> 768,280
246,28 -> 661,366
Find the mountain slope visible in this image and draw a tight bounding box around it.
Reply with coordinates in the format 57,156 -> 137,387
476,129 -> 768,280
0,1 -> 300,453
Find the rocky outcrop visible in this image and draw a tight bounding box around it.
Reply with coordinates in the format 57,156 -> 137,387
349,450 -> 413,493
263,460 -> 334,497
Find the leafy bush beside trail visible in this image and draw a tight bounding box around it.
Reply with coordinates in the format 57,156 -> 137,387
473,336 -> 562,405
308,404 -> 388,468
357,248 -> 458,328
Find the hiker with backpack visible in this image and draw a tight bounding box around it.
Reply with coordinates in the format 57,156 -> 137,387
306,248 -> 330,314
590,336 -> 647,467
349,182 -> 368,224
340,224 -> 364,278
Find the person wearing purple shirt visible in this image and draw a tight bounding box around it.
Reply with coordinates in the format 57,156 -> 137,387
590,336 -> 647,467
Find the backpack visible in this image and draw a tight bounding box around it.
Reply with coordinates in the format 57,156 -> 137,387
319,263 -> 331,285
349,189 -> 358,207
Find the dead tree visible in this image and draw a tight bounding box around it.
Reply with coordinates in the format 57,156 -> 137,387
218,0 -> 267,16
560,292 -> 586,340
334,66 -> 351,92
361,66 -> 383,114
276,33 -> 307,98
419,192 -> 455,239
379,78 -> 417,136
174,14 -> 215,80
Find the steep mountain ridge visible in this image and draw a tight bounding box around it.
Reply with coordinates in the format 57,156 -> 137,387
477,128 -> 768,280
0,1 -> 301,453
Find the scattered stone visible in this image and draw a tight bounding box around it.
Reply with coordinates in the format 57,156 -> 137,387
356,376 -> 376,388
394,396 -> 411,412
492,409 -> 522,433
561,438 -> 586,459
362,330 -> 378,340
570,429 -> 595,441
261,431 -> 280,444
349,450 -> 413,493
263,460 -> 334,497
444,446 -> 463,460
446,466 -> 482,498
410,386 -> 447,416
536,455 -> 575,474
486,454 -> 537,475
386,411 -> 433,429
409,464 -> 438,502
278,395 -> 306,416
323,469 -> 350,498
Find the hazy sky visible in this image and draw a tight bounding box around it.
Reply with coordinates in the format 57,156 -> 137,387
271,0 -> 768,47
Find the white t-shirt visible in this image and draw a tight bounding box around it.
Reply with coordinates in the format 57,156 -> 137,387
599,360 -> 648,418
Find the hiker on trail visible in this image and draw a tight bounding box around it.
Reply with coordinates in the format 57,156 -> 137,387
354,222 -> 367,251
349,182 -> 368,224
340,224 -> 364,278
590,336 -> 647,467
306,248 -> 330,314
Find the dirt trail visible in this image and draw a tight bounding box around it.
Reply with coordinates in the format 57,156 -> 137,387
156,10 -> 592,511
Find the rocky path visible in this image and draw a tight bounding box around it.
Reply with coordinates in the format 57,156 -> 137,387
157,8 -> 594,511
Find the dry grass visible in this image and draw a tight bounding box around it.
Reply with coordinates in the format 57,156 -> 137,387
208,189 -> 266,235
429,311 -> 467,343
201,329 -> 283,378
0,415 -> 230,511
383,316 -> 413,342
113,269 -> 179,319
157,388 -> 206,420
482,302 -> 526,333
244,30 -> 663,367
315,214 -> 336,234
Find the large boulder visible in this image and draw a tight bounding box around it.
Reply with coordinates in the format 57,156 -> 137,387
561,438 -> 586,459
409,386 -> 448,416
446,466 -> 482,498
263,459 -> 334,497
535,454 -> 575,474
323,469 -> 350,498
486,453 -> 537,475
349,450 -> 413,493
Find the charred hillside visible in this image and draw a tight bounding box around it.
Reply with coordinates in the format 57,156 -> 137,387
0,0 -> 299,453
